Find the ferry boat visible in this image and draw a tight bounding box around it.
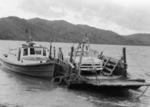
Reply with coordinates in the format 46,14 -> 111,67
0,41 -> 58,77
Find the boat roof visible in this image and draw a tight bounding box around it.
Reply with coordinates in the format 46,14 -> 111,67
21,42 -> 47,49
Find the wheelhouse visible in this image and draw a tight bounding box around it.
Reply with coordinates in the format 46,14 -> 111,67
18,42 -> 50,62
21,47 -> 48,58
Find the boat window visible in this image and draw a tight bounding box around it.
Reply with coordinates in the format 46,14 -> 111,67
30,48 -> 42,55
23,48 -> 28,56
43,49 -> 46,56
35,48 -> 42,55
30,48 -> 35,55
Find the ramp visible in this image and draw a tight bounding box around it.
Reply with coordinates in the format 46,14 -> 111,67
84,76 -> 150,89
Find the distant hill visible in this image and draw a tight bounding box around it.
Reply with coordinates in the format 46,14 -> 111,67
127,34 -> 150,45
0,16 -> 149,46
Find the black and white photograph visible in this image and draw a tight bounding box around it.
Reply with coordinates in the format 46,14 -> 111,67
0,0 -> 150,107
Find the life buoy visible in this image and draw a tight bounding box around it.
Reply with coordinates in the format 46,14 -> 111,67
51,76 -> 63,85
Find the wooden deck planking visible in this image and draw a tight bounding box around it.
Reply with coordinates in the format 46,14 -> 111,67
81,75 -> 150,87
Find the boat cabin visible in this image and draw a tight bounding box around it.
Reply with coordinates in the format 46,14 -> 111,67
21,47 -> 48,57
18,42 -> 50,63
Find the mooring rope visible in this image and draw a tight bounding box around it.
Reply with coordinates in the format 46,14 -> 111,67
127,50 -> 150,99
136,86 -> 149,99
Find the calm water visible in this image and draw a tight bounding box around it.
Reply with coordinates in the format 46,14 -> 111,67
0,40 -> 150,107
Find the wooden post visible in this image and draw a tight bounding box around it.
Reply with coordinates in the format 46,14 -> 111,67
49,41 -> 52,59
99,51 -> 103,59
123,47 -> 127,67
68,46 -> 74,76
123,47 -> 127,78
53,47 -> 56,59
70,46 -> 74,63
17,48 -> 21,61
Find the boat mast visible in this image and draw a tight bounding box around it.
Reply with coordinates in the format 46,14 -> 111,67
25,29 -> 32,43
78,36 -> 86,75
86,37 -> 90,51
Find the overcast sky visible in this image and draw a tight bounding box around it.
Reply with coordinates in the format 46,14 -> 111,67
0,0 -> 150,35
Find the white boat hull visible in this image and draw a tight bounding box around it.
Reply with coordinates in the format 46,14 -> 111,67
0,57 -> 56,78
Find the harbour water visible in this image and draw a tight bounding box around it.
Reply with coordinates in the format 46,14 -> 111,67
0,40 -> 150,107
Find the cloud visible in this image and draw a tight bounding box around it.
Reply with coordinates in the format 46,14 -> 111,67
20,0 -> 66,18
102,5 -> 150,31
19,0 -> 150,34
0,0 -> 38,19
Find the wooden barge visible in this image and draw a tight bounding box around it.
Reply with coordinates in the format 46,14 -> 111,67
52,38 -> 150,90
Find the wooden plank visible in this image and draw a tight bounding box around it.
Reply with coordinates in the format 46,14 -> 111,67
103,56 -> 119,63
69,75 -> 150,88
83,75 -> 150,87
104,66 -> 112,72
109,60 -> 120,75
103,57 -> 111,69
106,63 -> 115,66
85,75 -> 122,80
87,80 -> 150,87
